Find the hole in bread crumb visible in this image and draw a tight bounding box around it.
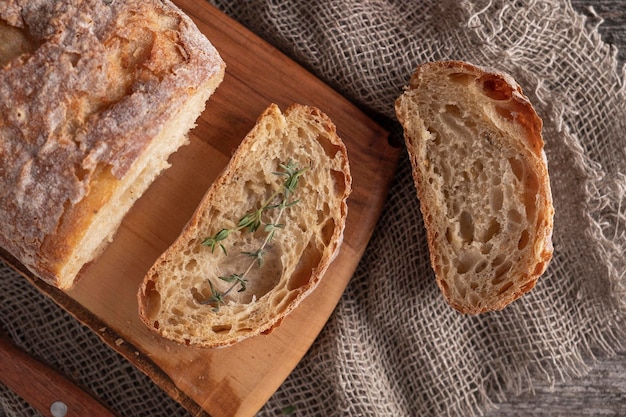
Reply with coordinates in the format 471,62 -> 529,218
212,324 -> 232,334
297,127 -> 308,139
191,287 -> 209,304
492,260 -> 513,285
450,199 -> 460,217
492,254 -> 506,267
142,279 -> 161,320
533,262 -> 545,276
520,280 -> 536,293
497,281 -> 514,295
523,172 -> 539,221
444,104 -> 463,118
14,107 -> 26,122
518,230 -> 530,250
184,258 -> 197,272
456,261 -> 472,275
428,128 -> 442,146
475,260 -> 488,274
479,75 -> 513,101
64,51 -> 81,67
459,210 -> 474,243
447,72 -> 475,85
467,293 -> 480,307
320,217 -> 336,247
439,278 -> 450,297
74,163 -> 89,182
472,160 -> 484,175
237,327 -> 254,333
464,118 -> 477,129
445,227 -> 453,244
273,289 -> 299,312
441,255 -> 451,269
288,239 -> 322,291
479,219 -> 501,243
317,135 -> 343,160
268,290 -> 287,308
507,209 -> 523,224
508,157 -> 525,182
456,248 -> 481,274
330,169 -> 347,197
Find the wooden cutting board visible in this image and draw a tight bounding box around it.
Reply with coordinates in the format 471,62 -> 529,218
2,1 -> 401,416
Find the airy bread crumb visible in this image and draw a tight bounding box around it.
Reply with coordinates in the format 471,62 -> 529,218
395,61 -> 554,314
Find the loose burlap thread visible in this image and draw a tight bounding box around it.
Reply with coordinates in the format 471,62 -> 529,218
1,0 -> 625,416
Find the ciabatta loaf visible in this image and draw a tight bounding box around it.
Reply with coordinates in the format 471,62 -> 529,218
395,61 -> 554,314
138,104 -> 352,348
0,0 -> 225,288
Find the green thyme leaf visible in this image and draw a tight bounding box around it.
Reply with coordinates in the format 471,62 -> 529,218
243,249 -> 266,267
238,209 -> 263,232
281,198 -> 301,209
219,274 -> 247,292
201,229 -> 230,255
201,280 -> 225,312
201,160 -> 306,309
264,223 -> 285,232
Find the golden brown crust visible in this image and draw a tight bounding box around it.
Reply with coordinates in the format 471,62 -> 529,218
0,0 -> 225,287
408,61 -> 544,157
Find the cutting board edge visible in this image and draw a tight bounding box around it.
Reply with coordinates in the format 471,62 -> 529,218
0,249 -> 209,417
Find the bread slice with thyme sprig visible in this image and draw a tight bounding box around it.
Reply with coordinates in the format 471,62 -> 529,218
200,160 -> 308,312
137,103 -> 352,348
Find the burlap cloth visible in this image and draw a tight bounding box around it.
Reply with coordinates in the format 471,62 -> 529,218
1,0 -> 625,416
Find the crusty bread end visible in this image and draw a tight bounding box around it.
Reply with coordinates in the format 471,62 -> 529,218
395,61 -> 554,314
0,0 -> 225,289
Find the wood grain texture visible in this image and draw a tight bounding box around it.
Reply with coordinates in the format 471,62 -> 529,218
485,351 -> 626,416
0,1 -> 400,417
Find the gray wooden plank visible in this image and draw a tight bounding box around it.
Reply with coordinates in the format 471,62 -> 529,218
571,0 -> 626,64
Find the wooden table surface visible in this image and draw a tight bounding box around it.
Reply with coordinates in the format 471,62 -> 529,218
485,1 -> 626,415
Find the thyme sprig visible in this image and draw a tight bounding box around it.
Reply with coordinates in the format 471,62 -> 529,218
200,160 -> 307,311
